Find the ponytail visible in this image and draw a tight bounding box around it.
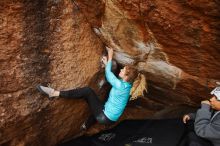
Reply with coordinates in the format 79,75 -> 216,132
129,73 -> 147,101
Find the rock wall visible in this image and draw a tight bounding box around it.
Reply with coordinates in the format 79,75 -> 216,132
0,0 -> 103,145
0,0 -> 219,145
91,0 -> 220,104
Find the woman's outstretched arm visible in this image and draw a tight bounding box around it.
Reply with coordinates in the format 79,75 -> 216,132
102,47 -> 124,89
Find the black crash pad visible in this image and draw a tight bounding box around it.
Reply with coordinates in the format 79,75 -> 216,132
60,119 -> 186,146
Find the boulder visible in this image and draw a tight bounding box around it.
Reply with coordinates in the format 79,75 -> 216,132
0,0 -> 219,145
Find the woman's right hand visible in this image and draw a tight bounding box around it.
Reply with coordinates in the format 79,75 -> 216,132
183,114 -> 191,124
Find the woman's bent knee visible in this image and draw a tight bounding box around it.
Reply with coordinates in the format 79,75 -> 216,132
84,87 -> 93,93
79,87 -> 95,98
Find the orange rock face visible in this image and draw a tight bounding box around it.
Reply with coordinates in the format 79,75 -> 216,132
91,0 -> 220,104
0,0 -> 219,145
0,0 -> 103,145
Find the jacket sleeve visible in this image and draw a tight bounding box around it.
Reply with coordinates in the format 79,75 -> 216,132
194,103 -> 220,140
105,61 -> 124,89
188,113 -> 196,120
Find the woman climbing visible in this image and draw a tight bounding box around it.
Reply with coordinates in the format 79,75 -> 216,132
37,47 -> 147,130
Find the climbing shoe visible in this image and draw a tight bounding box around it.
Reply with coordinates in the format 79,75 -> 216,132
37,85 -> 59,99
80,122 -> 87,131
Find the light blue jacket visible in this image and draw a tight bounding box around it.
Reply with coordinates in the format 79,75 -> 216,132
104,61 -> 132,121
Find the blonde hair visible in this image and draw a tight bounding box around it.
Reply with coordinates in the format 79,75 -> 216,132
124,66 -> 148,101
130,73 -> 147,100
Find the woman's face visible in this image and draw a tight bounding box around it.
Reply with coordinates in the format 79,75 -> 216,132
119,67 -> 127,80
210,96 -> 220,111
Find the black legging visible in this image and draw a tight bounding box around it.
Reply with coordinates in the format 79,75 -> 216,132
59,87 -> 114,125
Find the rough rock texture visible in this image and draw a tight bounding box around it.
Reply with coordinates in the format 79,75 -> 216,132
0,0 -> 219,145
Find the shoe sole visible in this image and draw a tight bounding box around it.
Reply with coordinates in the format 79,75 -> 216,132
36,85 -> 57,100
36,85 -> 54,100
36,85 -> 49,95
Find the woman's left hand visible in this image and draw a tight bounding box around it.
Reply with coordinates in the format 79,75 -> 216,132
102,56 -> 108,66
106,46 -> 114,60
